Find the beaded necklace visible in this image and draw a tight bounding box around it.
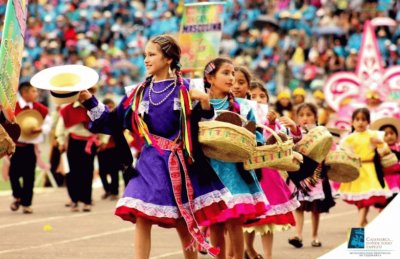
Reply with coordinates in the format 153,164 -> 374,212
149,79 -> 177,106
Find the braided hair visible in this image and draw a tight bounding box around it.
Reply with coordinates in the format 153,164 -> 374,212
204,57 -> 240,113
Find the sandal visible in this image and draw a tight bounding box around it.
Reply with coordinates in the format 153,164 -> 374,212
311,240 -> 322,247
10,199 -> 20,211
82,204 -> 92,212
244,250 -> 264,259
288,236 -> 303,248
22,207 -> 33,214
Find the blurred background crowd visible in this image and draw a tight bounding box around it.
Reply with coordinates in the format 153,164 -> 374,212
1,0 -> 400,104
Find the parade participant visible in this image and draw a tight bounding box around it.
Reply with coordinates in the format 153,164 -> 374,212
292,87 -> 306,107
203,58 -> 270,259
56,87 -> 100,213
232,66 -> 252,99
275,90 -> 294,119
370,117 -> 400,207
338,108 -> 392,227
78,35 -> 229,258
244,81 -> 300,259
97,98 -> 120,200
288,103 -> 335,248
9,82 -> 51,214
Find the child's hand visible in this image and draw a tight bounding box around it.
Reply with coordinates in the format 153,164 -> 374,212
79,90 -> 93,103
190,89 -> 210,110
370,137 -> 383,147
279,116 -> 298,134
267,110 -> 278,124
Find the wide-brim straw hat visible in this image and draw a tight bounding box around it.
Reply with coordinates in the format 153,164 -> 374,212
15,110 -> 44,140
370,117 -> 400,137
30,65 -> 99,104
327,127 -> 348,138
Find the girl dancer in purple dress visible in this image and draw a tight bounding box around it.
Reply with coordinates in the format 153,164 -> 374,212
79,35 -> 231,258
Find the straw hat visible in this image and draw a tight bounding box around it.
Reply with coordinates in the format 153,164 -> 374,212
370,117 -> 400,136
327,127 -> 348,138
30,65 -> 99,104
15,110 -> 44,140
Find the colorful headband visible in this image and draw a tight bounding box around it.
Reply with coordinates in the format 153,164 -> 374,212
205,62 -> 216,75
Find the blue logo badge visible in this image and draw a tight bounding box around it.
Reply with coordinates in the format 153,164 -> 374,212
348,228 -> 365,249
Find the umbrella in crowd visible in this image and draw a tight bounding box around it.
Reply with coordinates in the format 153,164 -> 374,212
253,15 -> 280,29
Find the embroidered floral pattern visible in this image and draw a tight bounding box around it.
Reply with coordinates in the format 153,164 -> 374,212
139,101 -> 149,115
88,103 -> 105,121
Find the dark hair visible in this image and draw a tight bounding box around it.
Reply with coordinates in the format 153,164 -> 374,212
234,66 -> 252,86
138,35 -> 184,93
203,57 -> 240,113
203,57 -> 233,89
379,124 -> 398,137
151,35 -> 181,70
296,103 -> 318,123
250,80 -> 269,103
351,108 -> 370,132
18,81 -> 33,94
102,98 -> 115,106
351,108 -> 370,123
275,98 -> 294,117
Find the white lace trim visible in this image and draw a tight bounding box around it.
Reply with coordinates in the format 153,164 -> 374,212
225,192 -> 269,208
389,187 -> 400,193
116,188 -> 234,219
339,190 -> 393,201
192,188 -> 232,211
297,192 -> 325,202
88,102 -> 106,121
265,199 -> 300,216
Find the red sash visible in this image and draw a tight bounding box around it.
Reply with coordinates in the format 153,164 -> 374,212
152,135 -> 219,256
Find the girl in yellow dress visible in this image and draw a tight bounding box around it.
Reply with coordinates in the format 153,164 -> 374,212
339,108 -> 392,227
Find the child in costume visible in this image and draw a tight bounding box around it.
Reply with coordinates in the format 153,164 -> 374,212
9,82 -> 51,214
274,91 -> 294,120
79,35 -> 231,257
339,108 -> 392,227
232,66 -> 252,99
370,117 -> 400,207
56,98 -> 99,213
288,103 -> 335,248
244,81 -> 301,259
203,58 -> 270,259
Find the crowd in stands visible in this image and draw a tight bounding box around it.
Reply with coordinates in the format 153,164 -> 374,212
1,0 -> 400,100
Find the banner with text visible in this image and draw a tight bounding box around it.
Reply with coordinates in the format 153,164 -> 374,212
0,0 -> 28,121
178,2 -> 225,72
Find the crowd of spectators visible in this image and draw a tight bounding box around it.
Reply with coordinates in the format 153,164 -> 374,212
1,0 -> 400,101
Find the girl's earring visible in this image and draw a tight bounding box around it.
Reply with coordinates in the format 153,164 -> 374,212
169,67 -> 174,77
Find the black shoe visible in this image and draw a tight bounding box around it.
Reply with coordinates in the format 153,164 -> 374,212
288,237 -> 303,248
101,192 -> 110,200
10,199 -> 20,211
